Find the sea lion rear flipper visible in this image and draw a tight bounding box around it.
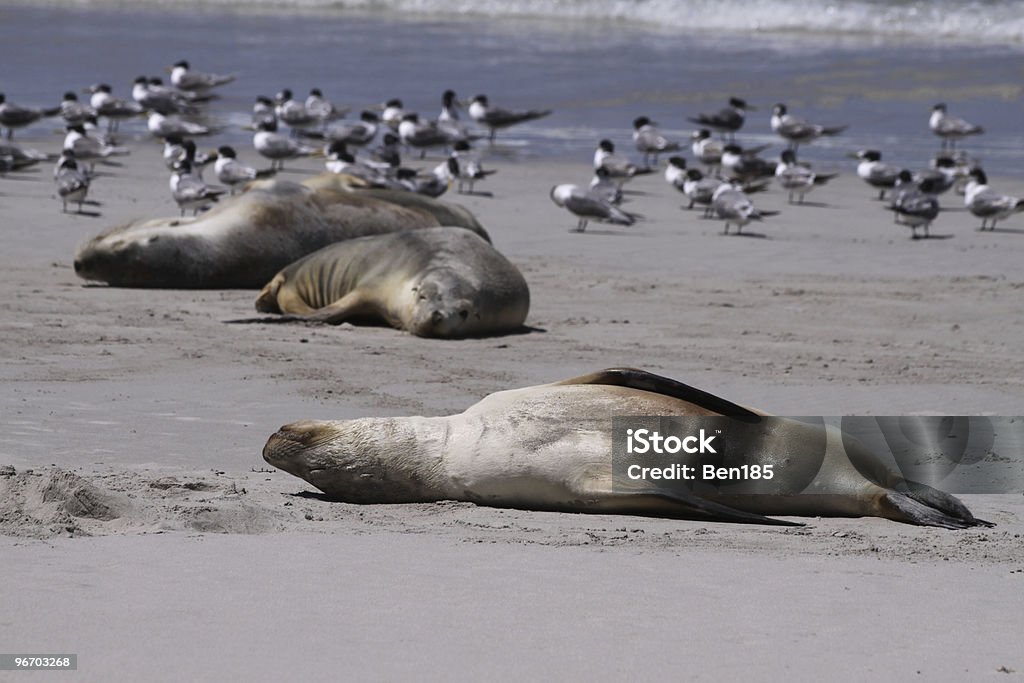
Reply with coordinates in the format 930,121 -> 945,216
555,368 -> 761,417
880,484 -> 995,529
600,485 -> 802,527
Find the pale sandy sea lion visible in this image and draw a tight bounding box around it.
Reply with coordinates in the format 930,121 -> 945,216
253,227 -> 529,338
264,368 -> 991,528
72,174 -> 488,289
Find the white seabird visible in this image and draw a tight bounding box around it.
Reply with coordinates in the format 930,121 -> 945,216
964,168 -> 1024,230
550,183 -> 636,232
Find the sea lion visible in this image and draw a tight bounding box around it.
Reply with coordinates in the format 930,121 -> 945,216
263,368 -> 992,529
73,174 -> 489,289
253,227 -> 529,338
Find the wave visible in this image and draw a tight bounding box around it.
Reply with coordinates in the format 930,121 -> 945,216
24,0 -> 1024,44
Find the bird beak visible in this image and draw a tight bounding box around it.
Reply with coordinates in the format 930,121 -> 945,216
744,105 -> 758,112
845,151 -> 861,159
163,66 -> 173,73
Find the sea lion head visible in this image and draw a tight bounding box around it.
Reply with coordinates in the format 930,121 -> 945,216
263,418 -> 443,502
406,268 -> 479,338
73,219 -> 205,288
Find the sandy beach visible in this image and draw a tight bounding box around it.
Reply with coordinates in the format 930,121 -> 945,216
1,127 -> 1023,680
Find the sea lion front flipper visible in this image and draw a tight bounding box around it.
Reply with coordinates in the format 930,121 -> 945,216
555,367 -> 761,418
299,291 -> 372,325
595,485 -> 803,527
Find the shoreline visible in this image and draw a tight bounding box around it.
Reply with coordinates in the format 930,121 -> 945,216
4,0 -> 1024,50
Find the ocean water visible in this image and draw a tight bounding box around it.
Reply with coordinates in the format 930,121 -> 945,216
1,1 -> 1022,175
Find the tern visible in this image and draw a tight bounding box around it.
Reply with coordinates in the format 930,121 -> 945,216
550,183 -> 637,232
688,97 -> 754,140
964,168 -> 1024,230
929,104 -> 983,150
770,104 -> 847,152
468,94 -> 552,142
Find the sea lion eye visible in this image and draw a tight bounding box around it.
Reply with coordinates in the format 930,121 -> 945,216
459,310 -> 469,320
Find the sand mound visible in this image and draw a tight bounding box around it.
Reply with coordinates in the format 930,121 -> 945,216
0,467 -> 130,538
0,467 -> 280,538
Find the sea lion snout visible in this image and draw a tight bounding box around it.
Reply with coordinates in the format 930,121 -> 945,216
414,299 -> 474,337
263,420 -> 335,469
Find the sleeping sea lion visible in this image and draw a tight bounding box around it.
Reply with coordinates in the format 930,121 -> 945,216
263,368 -> 992,529
72,174 -> 488,288
253,227 -> 529,338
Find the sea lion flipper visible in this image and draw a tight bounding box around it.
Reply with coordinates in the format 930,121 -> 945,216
599,485 -> 802,527
555,368 -> 760,418
880,485 -> 995,529
303,291 -> 369,325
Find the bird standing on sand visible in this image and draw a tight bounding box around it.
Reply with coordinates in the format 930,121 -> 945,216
169,60 -> 235,92
721,143 -> 774,182
594,139 -> 650,184
664,155 -> 688,193
398,113 -> 449,157
132,77 -> 197,115
775,150 -> 838,204
147,111 -> 210,138
681,168 -> 726,216
712,183 -> 778,235
54,151 -> 91,213
253,119 -> 318,170
550,183 -> 636,232
852,149 -> 902,200
912,156 -> 960,196
251,96 -> 277,130
306,88 -> 347,127
888,176 -> 939,238
929,104 -> 983,150
0,93 -> 61,139
86,84 -> 143,134
769,104 -> 847,152
324,141 -> 391,185
468,94 -> 552,142
170,160 -> 225,216
445,141 -> 496,194
381,99 -> 406,130
690,129 -> 723,169
215,145 -> 274,193
63,124 -> 128,165
688,97 -> 754,141
275,89 -> 318,133
319,110 -> 380,147
59,92 -> 97,127
964,168 -> 1024,231
632,116 -> 680,167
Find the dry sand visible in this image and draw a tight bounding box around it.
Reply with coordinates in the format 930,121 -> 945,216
1,138 -> 1022,681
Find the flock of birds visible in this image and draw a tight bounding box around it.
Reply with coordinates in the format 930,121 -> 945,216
0,61 -> 550,215
1,60 -> 1022,238
552,98 -> 1022,237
